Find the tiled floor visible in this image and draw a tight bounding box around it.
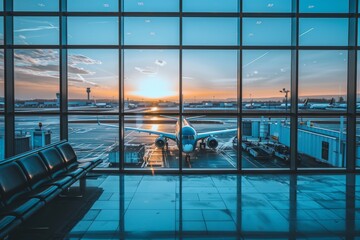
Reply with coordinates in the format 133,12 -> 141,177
13,174 -> 360,239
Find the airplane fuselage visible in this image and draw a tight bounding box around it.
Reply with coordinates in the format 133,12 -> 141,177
174,118 -> 198,154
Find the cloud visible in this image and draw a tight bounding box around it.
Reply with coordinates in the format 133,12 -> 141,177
134,67 -> 157,75
155,59 -> 167,67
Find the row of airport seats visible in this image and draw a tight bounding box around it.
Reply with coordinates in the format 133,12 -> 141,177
0,141 -> 102,239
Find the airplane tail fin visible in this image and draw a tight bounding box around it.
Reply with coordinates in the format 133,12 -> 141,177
330,98 -> 335,105
304,98 -> 309,106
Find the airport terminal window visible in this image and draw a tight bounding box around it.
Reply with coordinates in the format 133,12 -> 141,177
299,18 -> 349,46
0,0 -> 3,11
298,50 -> 347,113
299,0 -> 349,13
68,49 -> 119,112
67,0 -> 118,12
0,17 -> 3,45
123,0 -> 179,12
182,50 -> 238,113
68,115 -> 119,169
182,0 -> 238,12
242,117 -> 290,169
67,17 -> 119,45
183,18 -> 239,46
0,49 -> 3,112
182,115 -> 238,169
124,49 -> 179,113
124,115 -> 179,170
123,17 -> 179,46
14,49 -> 60,112
0,116 -> 3,161
242,18 -> 292,46
297,117 -> 347,169
14,17 -> 59,45
14,0 -> 59,12
243,0 -> 292,13
242,50 -> 291,113
14,115 -> 60,156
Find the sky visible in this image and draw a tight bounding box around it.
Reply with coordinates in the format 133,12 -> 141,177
0,0 -> 357,102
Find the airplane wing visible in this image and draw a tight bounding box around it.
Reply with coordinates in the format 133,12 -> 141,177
125,127 -> 177,141
196,128 -> 237,141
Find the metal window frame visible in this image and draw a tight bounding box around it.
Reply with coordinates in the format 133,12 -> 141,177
0,0 -> 359,173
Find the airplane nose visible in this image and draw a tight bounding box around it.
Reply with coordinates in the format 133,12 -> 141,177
182,144 -> 193,153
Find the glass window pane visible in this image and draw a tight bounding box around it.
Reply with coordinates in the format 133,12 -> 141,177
183,50 -> 238,113
0,0 -> 3,11
182,115 -> 237,169
357,119 -> 360,168
242,117 -> 290,169
0,50 -> 3,112
123,0 -> 179,12
68,49 -> 119,112
124,50 -> 179,113
300,0 -> 349,13
298,117 -> 346,169
243,0 -> 292,13
183,0 -> 238,12
243,18 -> 291,46
67,17 -> 118,45
357,51 -> 360,112
124,115 -> 179,170
68,0 -> 118,12
0,17 -> 3,45
299,50 -> 347,112
69,115 -> 118,169
242,50 -> 291,113
15,115 -> 60,155
0,116 -> 3,161
14,49 -> 59,112
14,17 -> 59,45
14,0 -> 59,11
299,18 -> 348,46
183,18 -> 238,46
124,17 -> 179,45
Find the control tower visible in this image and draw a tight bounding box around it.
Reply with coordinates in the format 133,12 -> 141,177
86,88 -> 91,101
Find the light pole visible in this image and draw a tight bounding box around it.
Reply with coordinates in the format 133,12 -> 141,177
280,88 -> 290,112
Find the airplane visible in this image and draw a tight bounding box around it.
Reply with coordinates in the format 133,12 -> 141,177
309,98 -> 335,110
279,99 -> 309,109
244,100 -> 262,109
98,116 -> 237,163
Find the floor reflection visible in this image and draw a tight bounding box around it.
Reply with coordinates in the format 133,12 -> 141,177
15,174 -> 358,239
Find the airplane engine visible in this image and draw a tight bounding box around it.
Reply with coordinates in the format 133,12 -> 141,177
207,137 -> 218,149
155,137 -> 166,148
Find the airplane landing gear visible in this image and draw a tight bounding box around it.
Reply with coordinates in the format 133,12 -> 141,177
200,141 -> 206,151
185,155 -> 191,163
165,142 -> 169,151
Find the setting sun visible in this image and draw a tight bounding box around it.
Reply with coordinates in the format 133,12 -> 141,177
132,78 -> 177,99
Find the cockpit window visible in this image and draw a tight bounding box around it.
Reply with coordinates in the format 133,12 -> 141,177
182,135 -> 195,140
